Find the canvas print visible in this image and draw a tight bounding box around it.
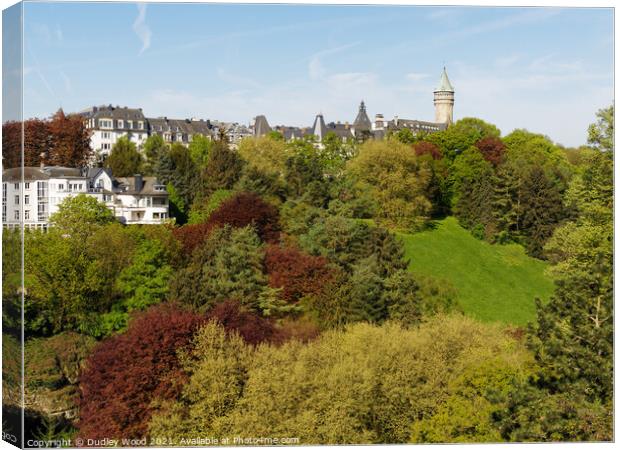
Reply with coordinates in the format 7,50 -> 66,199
1,1 -> 614,447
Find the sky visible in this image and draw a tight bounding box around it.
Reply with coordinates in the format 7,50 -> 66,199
17,1 -> 614,147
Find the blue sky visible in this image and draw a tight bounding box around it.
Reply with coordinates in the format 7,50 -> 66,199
21,2 -> 614,147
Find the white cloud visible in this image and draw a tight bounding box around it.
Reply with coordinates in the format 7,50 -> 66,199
406,72 -> 430,81
133,3 -> 152,55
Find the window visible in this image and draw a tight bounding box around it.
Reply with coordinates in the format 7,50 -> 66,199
58,184 -> 65,191
14,183 -> 18,190
128,120 -> 133,129
102,131 -> 111,139
25,182 -> 30,189
138,121 -> 144,129
24,195 -> 29,205
99,119 -> 113,128
118,120 -> 124,128
14,195 -> 19,205
14,210 -> 19,220
24,210 -> 30,220
102,143 -> 111,151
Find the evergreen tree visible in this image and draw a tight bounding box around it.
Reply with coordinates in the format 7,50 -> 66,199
105,136 -> 143,177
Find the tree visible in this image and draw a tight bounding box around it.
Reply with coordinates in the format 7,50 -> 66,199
346,140 -> 432,230
203,140 -> 244,192
171,226 -> 269,312
48,194 -> 116,238
587,105 -> 613,152
264,244 -> 334,303
2,112 -> 92,168
77,304 -> 206,441
450,147 -> 495,237
413,141 -> 442,160
142,134 -> 167,175
148,316 -> 531,444
46,109 -> 93,167
104,136 -> 143,177
475,136 -> 506,166
207,192 -> 281,243
427,117 -> 500,160
25,222 -> 135,336
188,133 -> 212,167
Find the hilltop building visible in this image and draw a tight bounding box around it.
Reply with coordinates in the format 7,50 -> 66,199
2,166 -> 169,230
252,67 -> 455,144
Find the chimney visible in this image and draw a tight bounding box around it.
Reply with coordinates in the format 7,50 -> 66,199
39,151 -> 46,168
133,174 -> 143,192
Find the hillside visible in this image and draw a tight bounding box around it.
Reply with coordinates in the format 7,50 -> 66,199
399,217 -> 555,326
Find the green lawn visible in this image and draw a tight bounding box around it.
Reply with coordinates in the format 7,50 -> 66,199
399,217 -> 555,326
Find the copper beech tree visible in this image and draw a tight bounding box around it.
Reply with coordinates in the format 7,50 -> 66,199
2,109 -> 92,168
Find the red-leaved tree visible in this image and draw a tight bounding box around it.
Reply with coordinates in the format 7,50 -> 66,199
77,304 -> 206,441
413,141 -> 442,160
174,192 -> 281,256
206,299 -> 277,346
475,136 -> 506,166
264,245 -> 334,303
2,110 -> 92,169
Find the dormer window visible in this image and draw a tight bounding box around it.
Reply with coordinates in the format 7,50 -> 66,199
128,120 -> 133,129
154,184 -> 166,192
138,121 -> 144,130
118,120 -> 124,129
99,119 -> 113,129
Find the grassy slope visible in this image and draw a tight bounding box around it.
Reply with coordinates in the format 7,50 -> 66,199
399,217 -> 555,326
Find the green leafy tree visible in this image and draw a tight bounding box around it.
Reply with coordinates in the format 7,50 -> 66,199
346,140 -> 432,230
203,140 -> 244,192
171,226 -> 269,312
49,194 -> 116,239
142,134 -> 167,175
587,105 -> 613,153
105,136 -> 143,177
188,133 -> 213,167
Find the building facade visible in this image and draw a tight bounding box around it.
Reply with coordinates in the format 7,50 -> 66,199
2,166 -> 169,230
79,105 -> 149,158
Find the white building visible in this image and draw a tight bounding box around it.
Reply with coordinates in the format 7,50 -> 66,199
2,166 -> 169,230
78,105 -> 148,159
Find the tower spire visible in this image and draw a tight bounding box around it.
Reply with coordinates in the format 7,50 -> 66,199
433,67 -> 455,125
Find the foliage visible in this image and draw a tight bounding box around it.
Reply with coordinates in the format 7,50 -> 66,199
142,134 -> 167,175
207,192 -> 281,243
154,144 -> 199,222
99,236 -> 174,334
264,244 -> 334,303
187,133 -> 213,167
587,105 -> 613,152
147,316 -> 531,444
203,140 -> 244,192
187,189 -> 233,225
25,223 -> 135,336
48,194 -> 116,238
104,136 -> 143,177
413,141 -> 442,159
77,304 -> 206,440
346,140 -> 432,229
2,110 -> 93,169
427,117 -> 500,159
171,226 -> 269,312
475,136 -> 506,166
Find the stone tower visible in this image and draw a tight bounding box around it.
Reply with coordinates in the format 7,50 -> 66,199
434,67 -> 455,125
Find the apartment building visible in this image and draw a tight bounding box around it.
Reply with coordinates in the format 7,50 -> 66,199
2,166 -> 169,230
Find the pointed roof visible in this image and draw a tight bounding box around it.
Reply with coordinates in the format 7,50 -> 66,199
435,67 -> 454,92
254,115 -> 271,137
353,100 -> 372,131
312,113 -> 328,141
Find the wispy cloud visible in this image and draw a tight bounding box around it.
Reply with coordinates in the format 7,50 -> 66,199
308,42 -> 361,80
60,71 -> 72,94
406,72 -> 430,82
133,3 -> 152,55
